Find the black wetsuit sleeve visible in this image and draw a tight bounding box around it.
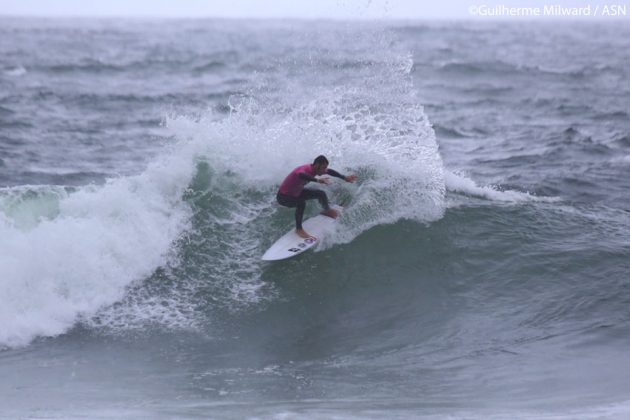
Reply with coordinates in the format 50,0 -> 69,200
298,172 -> 318,183
326,168 -> 345,179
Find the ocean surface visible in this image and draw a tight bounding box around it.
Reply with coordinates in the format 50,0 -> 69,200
1,17 -> 630,419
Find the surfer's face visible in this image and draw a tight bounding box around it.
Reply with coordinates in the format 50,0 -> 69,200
314,163 -> 328,175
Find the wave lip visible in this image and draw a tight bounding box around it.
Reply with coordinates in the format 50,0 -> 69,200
445,170 -> 558,203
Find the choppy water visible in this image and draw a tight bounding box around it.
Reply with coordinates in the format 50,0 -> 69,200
1,17 -> 630,419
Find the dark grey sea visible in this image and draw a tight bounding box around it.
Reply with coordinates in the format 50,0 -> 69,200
1,17 -> 630,419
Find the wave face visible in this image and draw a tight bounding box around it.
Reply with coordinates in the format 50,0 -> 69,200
0,21 -> 444,347
1,18 -> 630,419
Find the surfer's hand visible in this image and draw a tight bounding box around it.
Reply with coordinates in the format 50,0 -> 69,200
344,174 -> 358,183
318,177 -> 332,185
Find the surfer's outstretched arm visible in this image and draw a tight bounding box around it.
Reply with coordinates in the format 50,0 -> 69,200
327,169 -> 357,183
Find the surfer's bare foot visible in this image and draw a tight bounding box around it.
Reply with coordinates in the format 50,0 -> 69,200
296,228 -> 316,240
320,208 -> 338,219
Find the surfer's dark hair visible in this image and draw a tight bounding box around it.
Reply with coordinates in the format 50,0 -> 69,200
313,155 -> 329,166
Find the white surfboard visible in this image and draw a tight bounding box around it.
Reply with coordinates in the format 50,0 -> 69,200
262,205 -> 343,261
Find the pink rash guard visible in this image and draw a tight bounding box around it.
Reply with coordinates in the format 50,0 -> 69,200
278,163 -> 315,197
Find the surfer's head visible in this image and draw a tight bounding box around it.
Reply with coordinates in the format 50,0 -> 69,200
313,155 -> 329,175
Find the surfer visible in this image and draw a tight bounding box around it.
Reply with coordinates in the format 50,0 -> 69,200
277,155 -> 357,239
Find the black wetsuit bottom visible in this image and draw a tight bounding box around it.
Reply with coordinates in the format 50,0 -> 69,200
277,189 -> 330,229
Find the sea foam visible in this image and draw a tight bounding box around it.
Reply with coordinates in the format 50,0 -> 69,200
0,144 -> 193,348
